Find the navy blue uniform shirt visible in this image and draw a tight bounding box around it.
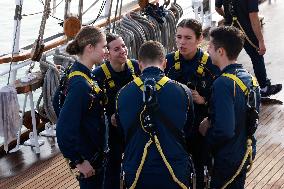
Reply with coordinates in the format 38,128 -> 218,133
215,0 -> 259,44
56,61 -> 105,163
116,66 -> 194,177
206,64 -> 260,168
165,49 -> 220,126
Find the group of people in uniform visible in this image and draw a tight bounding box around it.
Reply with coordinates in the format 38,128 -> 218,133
54,0 -> 282,188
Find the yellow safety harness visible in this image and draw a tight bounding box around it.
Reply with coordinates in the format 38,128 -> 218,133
101,59 -> 137,89
68,71 -> 103,108
220,73 -> 258,189
174,50 -> 209,76
130,76 -> 189,189
65,70 -> 104,178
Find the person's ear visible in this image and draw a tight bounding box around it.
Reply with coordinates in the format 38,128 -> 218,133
162,58 -> 167,70
138,60 -> 144,71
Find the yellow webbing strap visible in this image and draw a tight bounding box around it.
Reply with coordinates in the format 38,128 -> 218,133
220,72 -> 258,189
130,77 -> 188,189
68,71 -> 101,94
174,51 -> 181,70
222,73 -> 249,96
221,139 -> 253,189
101,63 -> 115,88
126,59 -> 137,79
196,52 -> 209,76
174,50 -> 209,76
133,76 -> 170,91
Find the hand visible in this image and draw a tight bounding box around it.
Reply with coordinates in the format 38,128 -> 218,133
111,114 -> 117,127
191,90 -> 206,105
199,117 -> 211,136
258,40 -> 266,55
76,160 -> 95,178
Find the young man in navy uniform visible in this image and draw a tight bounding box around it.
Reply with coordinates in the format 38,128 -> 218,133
200,26 -> 260,189
215,0 -> 282,97
93,33 -> 140,189
116,41 -> 195,189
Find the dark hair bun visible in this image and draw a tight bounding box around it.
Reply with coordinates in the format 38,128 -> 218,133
66,40 -> 80,55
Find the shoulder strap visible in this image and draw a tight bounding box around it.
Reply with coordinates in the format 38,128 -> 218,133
68,71 -> 101,94
222,73 -> 249,96
174,51 -> 181,71
174,50 -> 209,76
127,76 -> 187,150
196,52 -> 209,76
101,63 -> 115,88
133,76 -> 170,91
126,59 -> 138,80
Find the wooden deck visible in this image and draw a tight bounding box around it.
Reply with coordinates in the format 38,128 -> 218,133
1,0 -> 284,189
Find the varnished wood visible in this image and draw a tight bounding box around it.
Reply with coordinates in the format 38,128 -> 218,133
14,71 -> 43,94
0,1 -> 156,65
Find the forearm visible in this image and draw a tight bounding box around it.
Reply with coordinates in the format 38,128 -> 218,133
249,12 -> 264,43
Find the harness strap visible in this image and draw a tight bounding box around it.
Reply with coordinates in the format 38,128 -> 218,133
68,71 -> 101,94
174,50 -> 209,76
126,59 -> 137,80
220,72 -> 258,189
133,76 -> 170,91
102,59 -> 137,88
196,52 -> 209,76
101,63 -> 115,88
126,76 -> 170,145
222,73 -> 249,96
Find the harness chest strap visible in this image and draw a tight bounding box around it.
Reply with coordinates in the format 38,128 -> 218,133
174,50 -> 209,76
126,59 -> 137,79
101,63 -> 115,88
101,59 -> 137,88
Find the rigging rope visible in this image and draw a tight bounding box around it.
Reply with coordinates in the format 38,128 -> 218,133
22,0 -> 64,17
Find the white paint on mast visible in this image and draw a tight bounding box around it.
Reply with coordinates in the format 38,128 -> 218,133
10,0 -> 23,83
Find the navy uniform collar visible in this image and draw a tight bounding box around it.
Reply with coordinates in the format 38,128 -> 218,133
180,48 -> 201,62
72,61 -> 93,78
105,61 -> 128,74
141,66 -> 165,78
221,63 -> 243,74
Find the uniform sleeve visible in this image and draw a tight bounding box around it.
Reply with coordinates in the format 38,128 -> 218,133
248,0 -> 259,13
180,85 -> 195,147
215,0 -> 223,8
205,78 -> 235,152
165,53 -> 175,76
56,80 -> 89,162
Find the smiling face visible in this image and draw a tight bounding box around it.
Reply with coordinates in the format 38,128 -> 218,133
175,26 -> 202,58
106,37 -> 128,65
